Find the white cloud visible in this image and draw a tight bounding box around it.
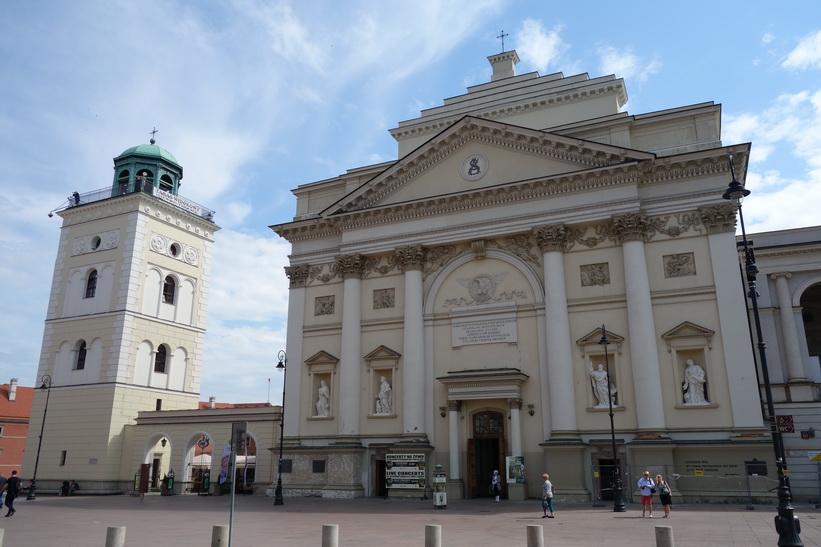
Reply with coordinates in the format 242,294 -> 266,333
782,30 -> 821,69
515,19 -> 569,74
762,32 -> 775,45
598,46 -> 662,83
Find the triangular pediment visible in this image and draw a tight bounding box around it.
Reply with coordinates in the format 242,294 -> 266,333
363,345 -> 401,362
661,322 -> 715,341
304,350 -> 339,366
325,116 -> 653,216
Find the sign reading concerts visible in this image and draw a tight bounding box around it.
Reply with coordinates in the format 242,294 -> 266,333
386,454 -> 426,489
452,318 -> 517,347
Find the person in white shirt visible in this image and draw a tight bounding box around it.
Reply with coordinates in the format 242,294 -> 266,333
637,471 -> 655,518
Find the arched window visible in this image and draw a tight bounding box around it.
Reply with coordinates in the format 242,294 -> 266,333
154,345 -> 167,374
117,170 -> 130,195
85,270 -> 98,298
76,340 -> 87,370
159,174 -> 174,193
162,276 -> 176,304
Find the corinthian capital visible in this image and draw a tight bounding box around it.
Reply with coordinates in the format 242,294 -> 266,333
395,245 -> 427,272
284,264 -> 310,288
335,254 -> 367,280
698,203 -> 737,234
611,212 -> 651,243
533,224 -> 568,253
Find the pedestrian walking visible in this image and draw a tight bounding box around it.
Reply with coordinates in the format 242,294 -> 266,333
491,470 -> 501,502
541,474 -> 555,518
2,470 -> 22,517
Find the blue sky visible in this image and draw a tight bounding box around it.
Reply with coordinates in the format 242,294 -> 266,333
2,1 -> 820,403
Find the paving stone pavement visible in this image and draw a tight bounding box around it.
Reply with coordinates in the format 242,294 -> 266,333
2,494 -> 821,546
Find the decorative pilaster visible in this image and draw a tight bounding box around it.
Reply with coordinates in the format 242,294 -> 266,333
337,254 -> 366,438
447,400 -> 461,480
771,273 -> 808,382
611,212 -> 665,431
533,224 -> 577,436
508,397 -> 523,457
396,246 -> 427,440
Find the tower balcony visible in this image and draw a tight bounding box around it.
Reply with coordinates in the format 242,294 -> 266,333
61,183 -> 215,222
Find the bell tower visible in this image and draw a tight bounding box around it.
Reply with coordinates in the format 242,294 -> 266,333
24,138 -> 219,492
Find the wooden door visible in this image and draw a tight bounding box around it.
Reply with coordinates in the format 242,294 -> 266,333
466,438 -> 476,498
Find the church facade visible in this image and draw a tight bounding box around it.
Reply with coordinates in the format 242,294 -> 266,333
272,51 -> 780,501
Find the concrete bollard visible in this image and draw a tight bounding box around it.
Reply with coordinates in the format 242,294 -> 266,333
0,527 -> 4,547
655,525 -> 675,547
104,526 -> 126,547
322,524 -> 339,547
211,525 -> 229,546
425,524 -> 442,547
526,524 -> 544,547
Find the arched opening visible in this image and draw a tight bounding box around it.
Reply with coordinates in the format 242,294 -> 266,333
800,283 -> 821,366
116,169 -> 130,195
85,269 -> 98,298
159,174 -> 174,193
136,170 -> 154,193
235,435 -> 257,493
75,340 -> 87,370
154,345 -> 167,374
162,276 -> 176,304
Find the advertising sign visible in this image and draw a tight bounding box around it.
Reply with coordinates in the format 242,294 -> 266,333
506,456 -> 525,484
386,453 -> 425,489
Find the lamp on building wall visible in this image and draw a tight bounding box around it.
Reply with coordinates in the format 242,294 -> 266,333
528,404 -> 535,416
273,350 -> 287,506
599,326 -> 625,512
439,406 -> 447,418
722,156 -> 802,546
27,374 -> 53,501
161,438 -> 167,448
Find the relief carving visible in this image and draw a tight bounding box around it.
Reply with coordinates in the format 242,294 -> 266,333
444,272 -> 527,307
580,263 -> 610,286
395,245 -> 427,272
373,288 -> 395,309
285,264 -> 310,288
611,211 -> 652,243
314,296 -> 335,316
533,224 -> 569,253
496,234 -> 540,264
664,253 -> 696,278
698,203 -> 737,234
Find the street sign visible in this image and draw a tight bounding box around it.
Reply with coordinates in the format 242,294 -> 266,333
777,415 -> 794,425
779,424 -> 795,433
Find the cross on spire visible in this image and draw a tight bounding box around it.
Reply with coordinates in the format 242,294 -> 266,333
497,30 -> 509,52
149,127 -> 158,144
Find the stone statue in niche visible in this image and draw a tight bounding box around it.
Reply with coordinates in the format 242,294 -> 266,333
375,376 -> 393,415
682,359 -> 708,404
314,296 -> 335,316
314,380 -> 330,417
588,361 -> 617,407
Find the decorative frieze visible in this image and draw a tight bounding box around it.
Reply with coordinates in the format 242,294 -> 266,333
445,272 -> 526,307
664,253 -> 696,278
72,230 -> 120,256
373,288 -> 395,309
314,296 -> 335,316
148,233 -> 199,265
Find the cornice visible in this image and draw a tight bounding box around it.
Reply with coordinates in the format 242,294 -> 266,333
389,80 -> 626,142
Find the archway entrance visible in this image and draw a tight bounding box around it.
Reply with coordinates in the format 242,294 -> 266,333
467,410 -> 506,499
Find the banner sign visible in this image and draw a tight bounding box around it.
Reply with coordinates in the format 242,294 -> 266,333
386,453 -> 426,489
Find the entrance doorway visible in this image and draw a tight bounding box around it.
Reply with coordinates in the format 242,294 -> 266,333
597,458 -> 619,501
467,410 -> 506,499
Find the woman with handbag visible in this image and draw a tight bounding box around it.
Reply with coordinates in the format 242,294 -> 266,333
637,471 -> 655,518
655,474 -> 672,518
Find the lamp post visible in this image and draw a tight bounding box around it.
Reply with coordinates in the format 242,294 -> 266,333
722,156 -> 802,546
27,374 -> 53,501
273,350 -> 287,506
598,326 -> 625,512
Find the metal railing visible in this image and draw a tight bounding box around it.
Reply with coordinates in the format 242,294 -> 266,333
62,184 -> 215,222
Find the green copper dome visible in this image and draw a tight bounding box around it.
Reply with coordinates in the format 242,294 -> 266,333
116,142 -> 179,165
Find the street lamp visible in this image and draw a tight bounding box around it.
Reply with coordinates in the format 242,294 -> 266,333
722,155 -> 802,546
598,326 -> 625,512
273,350 -> 287,506
27,374 -> 53,501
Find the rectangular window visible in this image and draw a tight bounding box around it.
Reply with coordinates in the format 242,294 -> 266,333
155,399 -> 162,411
312,460 -> 326,473
281,459 -> 293,473
60,451 -> 67,466
0,425 -> 4,437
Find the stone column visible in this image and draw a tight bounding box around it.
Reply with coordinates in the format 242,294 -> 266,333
611,213 -> 664,431
283,264 -> 309,437
508,397 -> 523,457
533,225 -> 577,435
447,400 -> 461,480
699,204 -> 763,428
336,255 -> 366,438
771,273 -> 808,382
396,246 -> 427,440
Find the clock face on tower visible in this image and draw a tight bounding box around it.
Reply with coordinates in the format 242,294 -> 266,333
460,154 -> 488,181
